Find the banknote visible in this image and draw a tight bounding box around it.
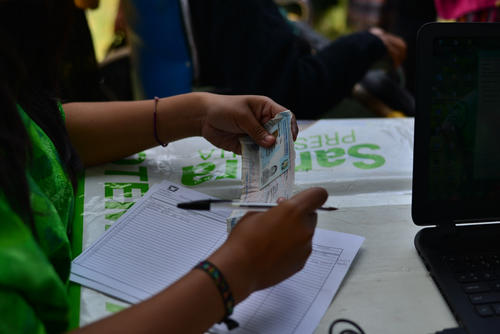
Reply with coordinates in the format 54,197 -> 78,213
227,110 -> 295,231
259,112 -> 291,189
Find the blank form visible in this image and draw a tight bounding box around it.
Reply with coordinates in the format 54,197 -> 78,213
70,181 -> 364,333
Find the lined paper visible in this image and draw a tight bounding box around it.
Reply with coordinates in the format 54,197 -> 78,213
210,230 -> 363,334
70,181 -> 364,333
71,181 -> 229,302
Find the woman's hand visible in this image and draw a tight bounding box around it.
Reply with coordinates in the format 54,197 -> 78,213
199,94 -> 298,154
207,187 -> 328,303
64,93 -> 297,166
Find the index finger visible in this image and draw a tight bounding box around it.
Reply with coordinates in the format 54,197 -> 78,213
286,187 -> 328,213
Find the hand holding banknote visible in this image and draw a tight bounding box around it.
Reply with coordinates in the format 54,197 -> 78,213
199,93 -> 297,154
227,109 -> 297,230
208,187 -> 329,303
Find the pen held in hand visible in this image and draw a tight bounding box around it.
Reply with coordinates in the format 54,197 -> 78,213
177,199 -> 338,212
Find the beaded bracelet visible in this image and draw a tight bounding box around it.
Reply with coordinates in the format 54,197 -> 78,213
153,96 -> 168,147
194,260 -> 239,330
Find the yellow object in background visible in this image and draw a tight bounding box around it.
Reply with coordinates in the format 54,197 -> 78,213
385,111 -> 406,118
85,0 -> 119,62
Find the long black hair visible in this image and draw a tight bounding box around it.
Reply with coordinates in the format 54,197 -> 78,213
0,0 -> 82,226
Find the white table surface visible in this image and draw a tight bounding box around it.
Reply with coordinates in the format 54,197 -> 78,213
313,203 -> 457,334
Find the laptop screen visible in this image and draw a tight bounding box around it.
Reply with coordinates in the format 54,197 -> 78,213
412,23 -> 500,225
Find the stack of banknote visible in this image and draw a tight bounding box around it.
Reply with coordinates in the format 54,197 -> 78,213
227,110 -> 295,231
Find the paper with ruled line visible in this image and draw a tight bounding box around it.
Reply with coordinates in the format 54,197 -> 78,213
70,180 -> 364,334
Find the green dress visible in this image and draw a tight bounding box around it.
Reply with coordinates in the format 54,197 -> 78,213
0,105 -> 75,333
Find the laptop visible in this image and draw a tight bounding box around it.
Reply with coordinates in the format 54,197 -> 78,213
413,22 -> 500,333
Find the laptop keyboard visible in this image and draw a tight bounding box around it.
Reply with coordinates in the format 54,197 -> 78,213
443,254 -> 500,317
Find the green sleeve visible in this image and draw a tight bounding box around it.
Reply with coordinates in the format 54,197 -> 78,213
0,197 -> 70,333
0,289 -> 46,334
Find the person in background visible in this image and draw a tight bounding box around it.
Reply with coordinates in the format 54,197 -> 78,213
0,1 -> 328,333
116,0 -> 407,118
189,0 -> 408,118
345,0 -> 436,105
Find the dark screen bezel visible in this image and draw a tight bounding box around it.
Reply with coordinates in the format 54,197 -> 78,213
412,22 -> 500,226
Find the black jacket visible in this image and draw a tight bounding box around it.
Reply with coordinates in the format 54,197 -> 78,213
189,0 -> 387,118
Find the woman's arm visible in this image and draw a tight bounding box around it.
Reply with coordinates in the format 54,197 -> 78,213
71,187 -> 328,334
65,91 -> 307,333
64,92 -> 296,166
74,268 -> 227,333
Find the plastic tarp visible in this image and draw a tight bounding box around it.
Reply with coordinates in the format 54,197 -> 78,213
77,117 -> 414,325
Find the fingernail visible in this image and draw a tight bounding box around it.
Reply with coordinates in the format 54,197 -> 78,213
264,135 -> 275,143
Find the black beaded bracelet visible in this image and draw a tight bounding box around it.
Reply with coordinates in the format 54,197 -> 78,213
194,260 -> 239,330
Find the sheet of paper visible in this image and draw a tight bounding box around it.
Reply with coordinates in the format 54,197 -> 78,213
71,180 -> 230,302
70,180 -> 364,334
210,229 -> 364,334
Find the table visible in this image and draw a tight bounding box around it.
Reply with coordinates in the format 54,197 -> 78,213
73,118 -> 458,333
314,204 -> 456,333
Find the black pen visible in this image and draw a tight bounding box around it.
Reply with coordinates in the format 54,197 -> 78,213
177,199 -> 337,212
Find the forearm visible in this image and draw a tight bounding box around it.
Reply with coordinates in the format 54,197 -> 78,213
64,93 -> 208,166
69,186 -> 327,333
72,269 -> 226,334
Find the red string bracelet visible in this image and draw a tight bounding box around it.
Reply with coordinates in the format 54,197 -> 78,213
153,96 -> 168,147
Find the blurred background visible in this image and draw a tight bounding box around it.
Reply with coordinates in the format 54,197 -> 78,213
87,0 -> 354,63
83,0 -> 437,118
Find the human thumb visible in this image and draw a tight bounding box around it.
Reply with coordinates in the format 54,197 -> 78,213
243,117 -> 276,147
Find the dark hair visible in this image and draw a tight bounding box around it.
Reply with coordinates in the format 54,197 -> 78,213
0,0 -> 82,227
